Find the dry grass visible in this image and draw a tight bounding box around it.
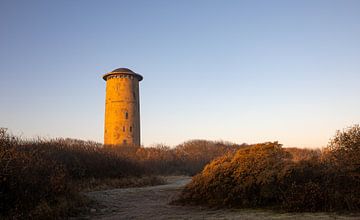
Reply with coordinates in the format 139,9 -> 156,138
74,176 -> 166,192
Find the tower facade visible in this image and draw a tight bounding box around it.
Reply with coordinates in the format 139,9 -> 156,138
103,68 -> 143,146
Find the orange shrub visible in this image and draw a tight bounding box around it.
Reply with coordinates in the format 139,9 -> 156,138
175,127 -> 360,212
175,142 -> 291,207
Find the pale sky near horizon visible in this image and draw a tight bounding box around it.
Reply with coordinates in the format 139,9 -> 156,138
1,0 -> 359,148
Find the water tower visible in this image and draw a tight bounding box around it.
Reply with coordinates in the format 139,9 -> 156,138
103,68 -> 143,146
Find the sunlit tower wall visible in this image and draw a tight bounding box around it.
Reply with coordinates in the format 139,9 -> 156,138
103,68 -> 143,146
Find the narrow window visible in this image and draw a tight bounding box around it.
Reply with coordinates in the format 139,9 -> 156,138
130,126 -> 132,132
125,112 -> 128,119
123,126 -> 125,132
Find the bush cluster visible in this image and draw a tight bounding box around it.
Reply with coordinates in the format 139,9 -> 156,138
0,132 -> 144,218
175,125 -> 360,212
110,140 -> 243,175
0,129 -> 242,218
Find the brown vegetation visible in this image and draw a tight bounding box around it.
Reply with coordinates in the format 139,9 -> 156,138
174,125 -> 360,212
0,129 -> 241,219
74,176 -> 166,192
2,124 -> 358,218
110,140 -> 243,175
284,147 -> 321,162
0,131 -> 146,218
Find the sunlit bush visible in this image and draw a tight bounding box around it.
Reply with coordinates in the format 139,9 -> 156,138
175,126 -> 360,212
175,142 -> 291,207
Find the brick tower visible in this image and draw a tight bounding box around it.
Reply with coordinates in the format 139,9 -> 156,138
103,68 -> 143,146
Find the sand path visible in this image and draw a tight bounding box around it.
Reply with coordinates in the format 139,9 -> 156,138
78,176 -> 358,220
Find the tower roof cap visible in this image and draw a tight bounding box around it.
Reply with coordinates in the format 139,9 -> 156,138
103,68 -> 143,81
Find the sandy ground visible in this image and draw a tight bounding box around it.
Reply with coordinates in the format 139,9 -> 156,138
76,176 -> 359,220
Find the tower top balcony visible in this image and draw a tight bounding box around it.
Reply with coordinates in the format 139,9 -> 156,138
103,68 -> 143,81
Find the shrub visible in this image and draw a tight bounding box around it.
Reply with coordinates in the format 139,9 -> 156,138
284,147 -> 321,162
0,131 -> 77,218
109,140 -> 243,175
326,124 -> 360,174
175,142 -> 291,207
324,124 -> 360,210
0,131 -> 145,218
175,140 -> 243,175
175,126 -> 360,212
0,130 -> 242,218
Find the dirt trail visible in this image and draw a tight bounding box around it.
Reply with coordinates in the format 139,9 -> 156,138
78,176 -> 357,220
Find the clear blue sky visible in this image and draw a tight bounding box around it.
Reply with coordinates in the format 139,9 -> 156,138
1,0 -> 359,148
